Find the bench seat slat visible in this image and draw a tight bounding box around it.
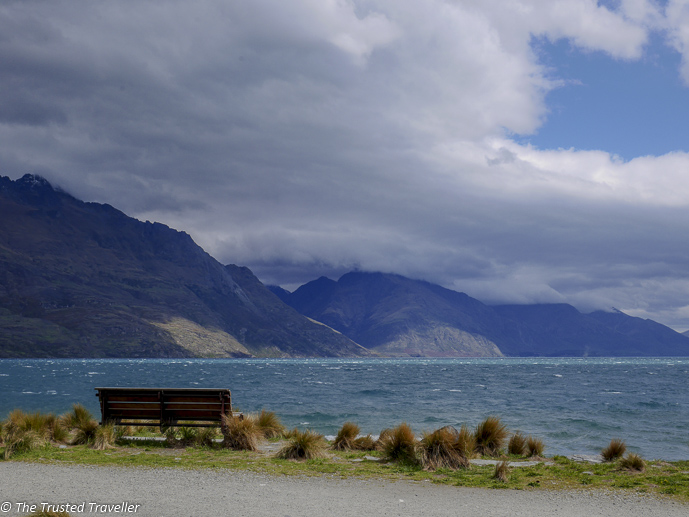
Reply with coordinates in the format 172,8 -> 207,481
95,387 -> 236,428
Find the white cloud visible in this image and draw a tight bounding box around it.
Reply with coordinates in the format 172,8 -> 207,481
2,0 -> 689,329
665,0 -> 689,84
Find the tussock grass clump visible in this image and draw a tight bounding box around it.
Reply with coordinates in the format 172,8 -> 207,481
453,424 -> 476,459
333,422 -> 360,451
2,409 -> 67,459
474,416 -> 508,457
282,427 -> 300,440
92,424 -> 116,450
61,404 -> 93,430
26,511 -> 71,517
378,423 -> 418,464
221,414 -> 261,451
620,452 -> 646,473
375,428 -> 393,451
353,434 -> 376,451
508,432 -> 527,456
419,427 -> 469,470
526,435 -> 545,458
71,419 -> 99,446
256,409 -> 285,439
195,427 -> 218,448
493,460 -> 510,482
178,427 -> 199,447
115,426 -> 134,441
62,404 -> 99,446
3,428 -> 46,460
601,439 -> 627,462
276,429 -> 326,460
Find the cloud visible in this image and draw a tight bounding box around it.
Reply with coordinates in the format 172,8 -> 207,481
665,0 -> 689,84
1,1 -> 689,329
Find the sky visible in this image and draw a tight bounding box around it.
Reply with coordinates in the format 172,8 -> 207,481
2,1 -> 689,331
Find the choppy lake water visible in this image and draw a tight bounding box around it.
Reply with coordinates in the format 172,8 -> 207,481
1,357 -> 688,460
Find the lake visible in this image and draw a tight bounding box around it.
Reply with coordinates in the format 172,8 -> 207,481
1,357 -> 688,460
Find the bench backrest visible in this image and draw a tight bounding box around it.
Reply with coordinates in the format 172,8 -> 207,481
95,387 -> 233,427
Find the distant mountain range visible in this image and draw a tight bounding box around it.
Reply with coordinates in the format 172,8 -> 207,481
0,174 -> 369,358
2,174 -> 688,358
271,272 -> 689,357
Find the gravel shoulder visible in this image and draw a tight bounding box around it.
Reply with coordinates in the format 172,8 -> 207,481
1,462 -> 688,517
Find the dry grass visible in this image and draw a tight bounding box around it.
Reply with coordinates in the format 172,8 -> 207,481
179,427 -> 199,447
92,424 -> 116,450
508,432 -> 526,456
375,428 -> 393,450
419,427 -> 470,470
601,439 -> 627,462
620,452 -> 646,473
332,422 -> 359,451
474,416 -> 508,457
256,409 -> 285,439
526,435 -> 545,458
453,424 -> 477,459
276,429 -> 326,460
493,460 -> 510,482
26,511 -> 71,517
353,434 -> 376,451
2,409 -> 67,459
378,423 -> 418,464
61,404 -> 93,430
196,427 -> 218,447
221,414 -> 261,451
61,404 -> 99,446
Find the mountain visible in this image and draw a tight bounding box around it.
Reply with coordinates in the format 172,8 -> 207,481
272,272 -> 505,357
274,272 -> 689,357
492,304 -> 689,356
0,174 -> 370,358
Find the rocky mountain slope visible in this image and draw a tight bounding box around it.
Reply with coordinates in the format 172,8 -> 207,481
273,272 -> 689,357
0,174 -> 369,358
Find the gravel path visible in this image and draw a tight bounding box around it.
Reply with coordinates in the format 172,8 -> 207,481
1,462 -> 687,517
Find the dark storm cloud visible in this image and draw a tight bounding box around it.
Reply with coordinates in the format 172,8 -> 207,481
2,1 -> 689,330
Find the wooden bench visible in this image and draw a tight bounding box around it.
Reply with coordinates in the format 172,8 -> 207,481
95,387 -> 239,429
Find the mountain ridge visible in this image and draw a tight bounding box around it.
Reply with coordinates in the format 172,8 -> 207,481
272,272 -> 689,357
0,174 -> 369,358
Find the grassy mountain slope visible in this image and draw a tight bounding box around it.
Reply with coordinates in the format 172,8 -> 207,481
0,174 -> 368,358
